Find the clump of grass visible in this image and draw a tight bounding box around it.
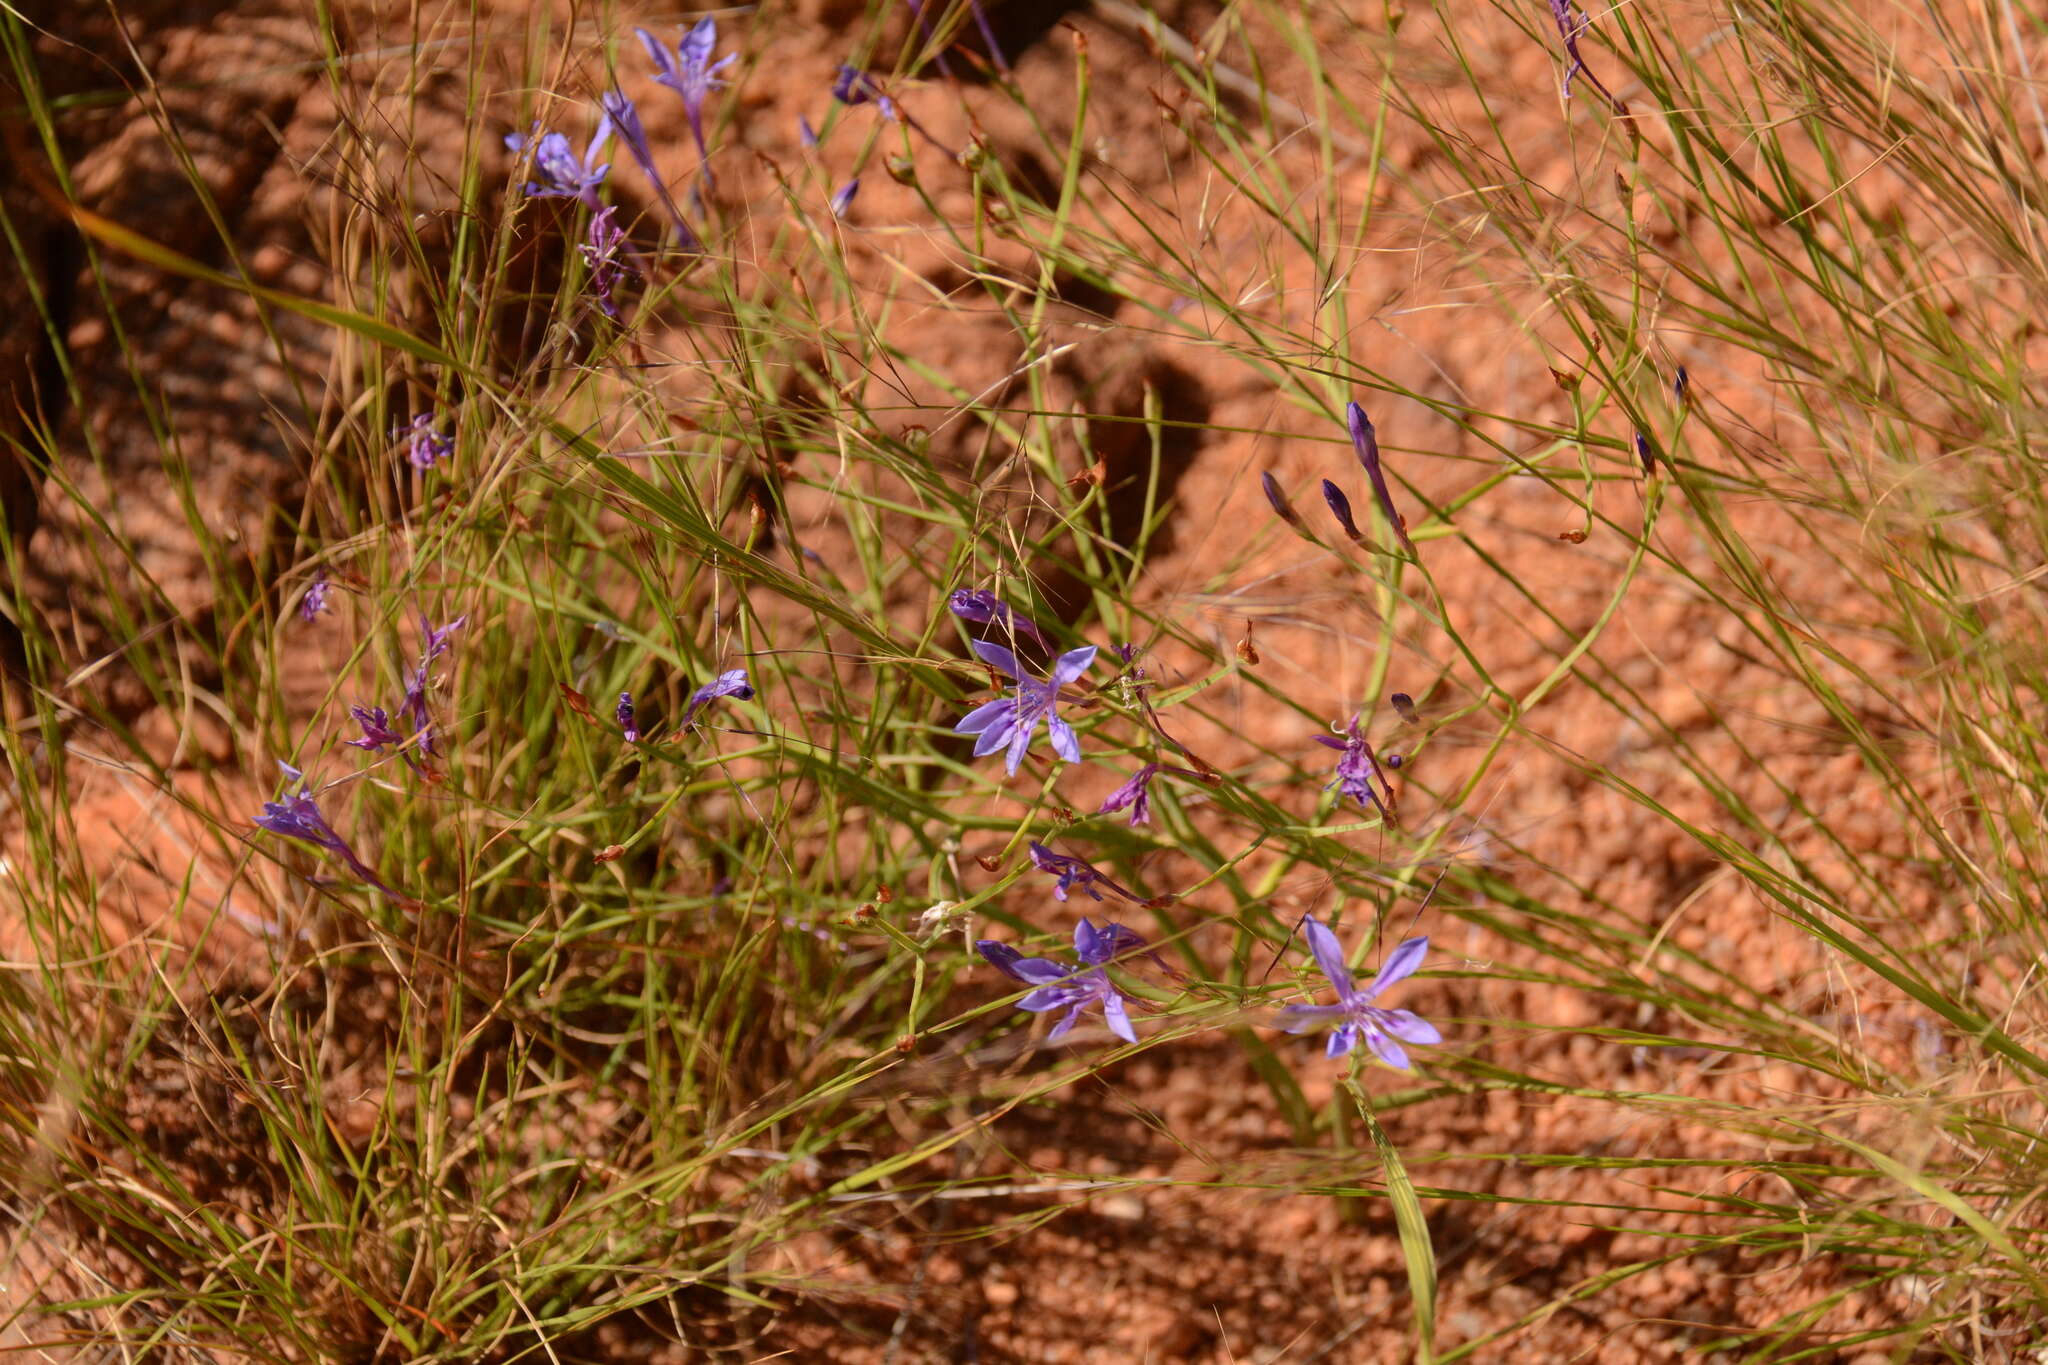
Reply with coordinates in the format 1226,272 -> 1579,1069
1,0 -> 2045,1358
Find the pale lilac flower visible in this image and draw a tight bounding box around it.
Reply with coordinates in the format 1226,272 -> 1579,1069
255,764 -> 393,897
976,919 -> 1146,1043
1346,401 -> 1414,554
1315,715 -> 1396,819
396,413 -> 452,470
617,691 -> 640,743
1278,916 -> 1440,1066
1027,840 -> 1138,903
639,19 -> 735,167
829,180 -> 859,218
1321,479 -> 1362,543
598,90 -> 702,251
505,116 -> 613,211
681,668 -> 753,726
580,204 -> 637,318
1099,763 -> 1159,826
299,570 -> 332,623
947,589 -> 1051,650
955,640 -> 1096,774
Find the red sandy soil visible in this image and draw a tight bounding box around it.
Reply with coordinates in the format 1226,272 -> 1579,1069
0,0 -> 1969,1360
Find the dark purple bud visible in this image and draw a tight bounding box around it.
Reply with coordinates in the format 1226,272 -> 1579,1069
829,180 -> 859,218
1321,480 -> 1362,543
1390,692 -> 1418,723
1346,401 -> 1415,554
599,90 -> 703,252
1385,753 -> 1404,769
1673,366 -> 1689,405
947,589 -> 1051,649
617,691 -> 640,743
1634,431 -> 1656,475
1260,472 -> 1302,528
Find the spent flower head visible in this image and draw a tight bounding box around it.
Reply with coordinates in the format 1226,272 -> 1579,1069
617,691 -> 640,743
1277,916 -> 1440,1067
299,570 -> 332,623
976,919 -> 1147,1043
579,204 -> 638,318
955,640 -> 1095,774
400,616 -> 465,758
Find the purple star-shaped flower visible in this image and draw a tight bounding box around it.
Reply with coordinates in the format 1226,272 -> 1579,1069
956,641 -> 1095,775
255,764 -> 393,897
681,668 -> 753,726
344,705 -> 405,754
1277,916 -> 1440,1067
505,115 -> 614,211
1315,715 -> 1396,819
640,19 -> 736,168
976,919 -> 1147,1043
946,588 -> 1051,650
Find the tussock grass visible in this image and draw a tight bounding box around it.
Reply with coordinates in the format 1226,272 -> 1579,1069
2,0 -> 2045,1358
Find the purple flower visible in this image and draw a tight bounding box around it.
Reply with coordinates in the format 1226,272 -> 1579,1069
976,919 -> 1146,1043
955,641 -> 1095,774
947,589 -> 1051,650
300,570 -> 332,623
344,705 -> 405,754
617,691 -> 640,743
1027,840 -> 1138,903
1099,763 -> 1160,826
1261,472 -> 1303,529
1346,401 -> 1414,554
682,668 -> 753,726
1315,715 -> 1396,819
829,179 -> 859,218
255,764 -> 393,897
1549,0 -> 1627,114
598,90 -> 702,252
401,616 -> 465,758
580,204 -> 637,318
1321,479 -> 1362,543
832,65 -> 897,119
396,413 -> 453,470
1278,917 -> 1439,1066
639,19 -> 735,167
505,116 -> 613,211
